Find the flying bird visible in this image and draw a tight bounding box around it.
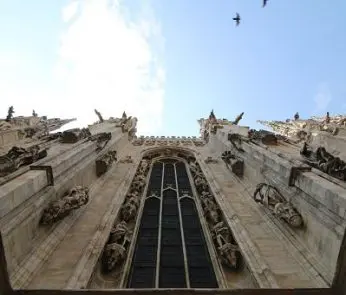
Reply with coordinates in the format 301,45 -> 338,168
263,0 -> 268,7
233,13 -> 241,26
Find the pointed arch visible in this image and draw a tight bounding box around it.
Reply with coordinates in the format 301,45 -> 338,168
124,153 -> 220,289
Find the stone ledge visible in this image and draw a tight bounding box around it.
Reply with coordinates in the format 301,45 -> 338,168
0,170 -> 48,219
294,172 -> 346,219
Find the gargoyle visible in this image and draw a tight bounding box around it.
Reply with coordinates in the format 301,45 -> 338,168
221,150 -> 244,177
0,145 -> 48,177
40,186 -> 90,225
253,183 -> 303,228
96,150 -> 117,176
300,142 -> 346,181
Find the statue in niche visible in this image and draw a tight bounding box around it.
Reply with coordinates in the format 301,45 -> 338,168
300,142 -> 346,181
40,186 -> 90,225
253,183 -> 303,228
0,145 -> 48,177
61,128 -> 91,144
227,133 -> 245,152
187,157 -> 242,270
96,150 -> 117,177
232,112 -> 244,125
94,109 -> 104,123
221,150 -> 244,177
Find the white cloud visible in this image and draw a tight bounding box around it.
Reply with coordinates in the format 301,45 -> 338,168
55,0 -> 165,135
0,0 -> 165,136
313,82 -> 332,113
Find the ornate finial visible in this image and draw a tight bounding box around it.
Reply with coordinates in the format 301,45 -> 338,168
232,112 -> 244,125
122,111 -> 127,119
94,109 -> 104,123
325,112 -> 330,124
294,112 -> 299,120
5,106 -> 14,122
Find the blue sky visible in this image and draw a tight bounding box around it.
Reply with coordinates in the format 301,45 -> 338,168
0,0 -> 345,136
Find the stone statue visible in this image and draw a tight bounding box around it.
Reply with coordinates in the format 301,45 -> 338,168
94,109 -> 104,123
61,128 -> 91,144
5,106 -> 14,122
102,242 -> 127,273
212,222 -> 241,270
253,183 -> 303,228
96,150 -> 117,177
32,110 -> 38,117
40,186 -> 90,225
300,142 -> 346,181
232,112 -> 244,125
294,112 -> 299,120
0,145 -> 48,177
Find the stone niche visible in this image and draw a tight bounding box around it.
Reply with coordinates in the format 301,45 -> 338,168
234,139 -> 345,284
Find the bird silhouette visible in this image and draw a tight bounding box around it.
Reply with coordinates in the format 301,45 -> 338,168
263,0 -> 268,7
233,13 -> 241,26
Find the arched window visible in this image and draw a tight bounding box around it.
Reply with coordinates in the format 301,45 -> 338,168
126,159 -> 218,288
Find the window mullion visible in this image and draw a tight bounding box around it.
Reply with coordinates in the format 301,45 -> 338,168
174,163 -> 191,288
155,162 -> 164,288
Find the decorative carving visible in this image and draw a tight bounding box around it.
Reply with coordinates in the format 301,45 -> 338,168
0,145 -> 48,177
61,128 -> 91,143
227,133 -> 245,152
5,106 -> 14,122
193,140 -> 205,147
300,142 -> 346,181
145,139 -> 156,146
96,150 -> 117,177
248,129 -> 278,145
187,159 -> 242,270
40,186 -> 90,225
101,158 -> 151,273
221,151 -> 244,177
253,183 -> 303,228
204,156 -> 218,164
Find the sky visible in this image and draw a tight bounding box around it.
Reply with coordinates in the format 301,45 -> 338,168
0,0 -> 345,137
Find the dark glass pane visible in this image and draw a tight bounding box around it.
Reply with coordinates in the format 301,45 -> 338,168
159,189 -> 186,288
127,198 -> 160,288
175,162 -> 192,194
180,198 -> 218,288
147,162 -> 163,192
163,163 -> 176,188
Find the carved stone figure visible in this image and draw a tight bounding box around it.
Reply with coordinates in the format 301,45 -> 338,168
253,183 -> 303,228
102,242 -> 127,273
94,109 -> 104,123
96,150 -> 117,176
248,129 -> 278,145
0,120 -> 12,130
221,151 -> 244,177
61,128 -> 91,143
300,142 -> 346,181
0,145 -> 48,177
108,221 -> 131,244
40,186 -> 90,225
5,106 -> 14,122
294,112 -> 299,120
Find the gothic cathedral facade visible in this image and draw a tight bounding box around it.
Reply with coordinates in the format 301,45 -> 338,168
0,111 -> 346,293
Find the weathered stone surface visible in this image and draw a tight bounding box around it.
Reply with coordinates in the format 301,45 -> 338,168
95,150 -> 117,177
61,128 -> 91,144
221,150 -> 244,177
